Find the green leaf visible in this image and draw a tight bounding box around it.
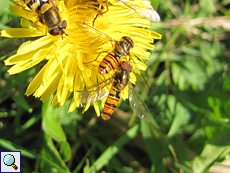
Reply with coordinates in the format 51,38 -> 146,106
12,94 -> 32,112
0,1 -> 15,23
59,141 -> 71,161
83,133 -> 124,170
0,138 -> 69,172
193,145 -> 227,173
83,159 -> 90,173
16,115 -> 41,135
167,98 -> 191,138
40,133 -> 70,173
193,129 -> 230,173
141,121 -> 167,173
42,99 -> 66,141
73,144 -> 95,173
88,124 -> 139,172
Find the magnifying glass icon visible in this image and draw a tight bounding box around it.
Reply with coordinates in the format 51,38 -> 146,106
3,154 -> 18,170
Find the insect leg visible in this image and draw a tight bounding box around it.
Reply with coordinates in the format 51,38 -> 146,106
31,20 -> 39,27
83,51 -> 108,64
92,0 -> 109,26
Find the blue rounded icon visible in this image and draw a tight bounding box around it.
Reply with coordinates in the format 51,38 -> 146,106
3,154 -> 15,165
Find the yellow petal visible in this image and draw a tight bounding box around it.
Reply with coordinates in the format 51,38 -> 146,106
35,70 -> 61,97
40,77 -> 61,102
82,103 -> 90,114
9,5 -> 37,22
25,66 -> 46,96
121,85 -> 129,101
68,97 -> 80,113
93,102 -> 100,117
18,36 -> 54,55
1,28 -> 45,38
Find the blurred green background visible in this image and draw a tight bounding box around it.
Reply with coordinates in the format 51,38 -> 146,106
1,0 -> 230,172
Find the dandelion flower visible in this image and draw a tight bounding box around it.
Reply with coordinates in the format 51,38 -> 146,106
1,0 -> 161,117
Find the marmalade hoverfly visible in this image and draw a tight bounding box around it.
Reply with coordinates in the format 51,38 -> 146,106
79,61 -> 152,122
98,36 -> 133,74
10,0 -> 67,35
76,23 -> 134,75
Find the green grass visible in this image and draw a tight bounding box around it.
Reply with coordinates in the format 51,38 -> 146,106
1,0 -> 230,172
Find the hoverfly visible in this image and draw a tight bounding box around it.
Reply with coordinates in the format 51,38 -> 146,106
95,0 -> 160,23
10,0 -> 67,36
76,23 -> 134,75
80,61 -> 152,122
98,36 -> 133,74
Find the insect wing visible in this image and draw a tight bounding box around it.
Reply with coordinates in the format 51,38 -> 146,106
129,84 -> 152,122
130,58 -> 150,94
80,77 -> 113,104
76,22 -> 114,47
117,0 -> 160,22
134,71 -> 150,94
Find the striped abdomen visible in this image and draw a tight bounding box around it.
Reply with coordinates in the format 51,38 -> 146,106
98,51 -> 121,75
24,0 -> 43,12
101,86 -> 121,120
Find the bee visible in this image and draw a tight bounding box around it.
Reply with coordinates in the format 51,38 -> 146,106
10,0 -> 67,36
95,0 -> 160,23
80,61 -> 152,122
76,23 -> 134,75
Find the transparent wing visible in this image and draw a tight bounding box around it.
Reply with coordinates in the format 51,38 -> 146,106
117,0 -> 160,22
129,58 -> 150,94
75,22 -> 115,47
80,77 -> 114,103
134,71 -> 150,94
129,84 -> 152,122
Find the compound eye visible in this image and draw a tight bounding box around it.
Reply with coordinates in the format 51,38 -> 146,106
60,20 -> 67,29
129,39 -> 134,48
124,37 -> 134,48
49,28 -> 60,35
